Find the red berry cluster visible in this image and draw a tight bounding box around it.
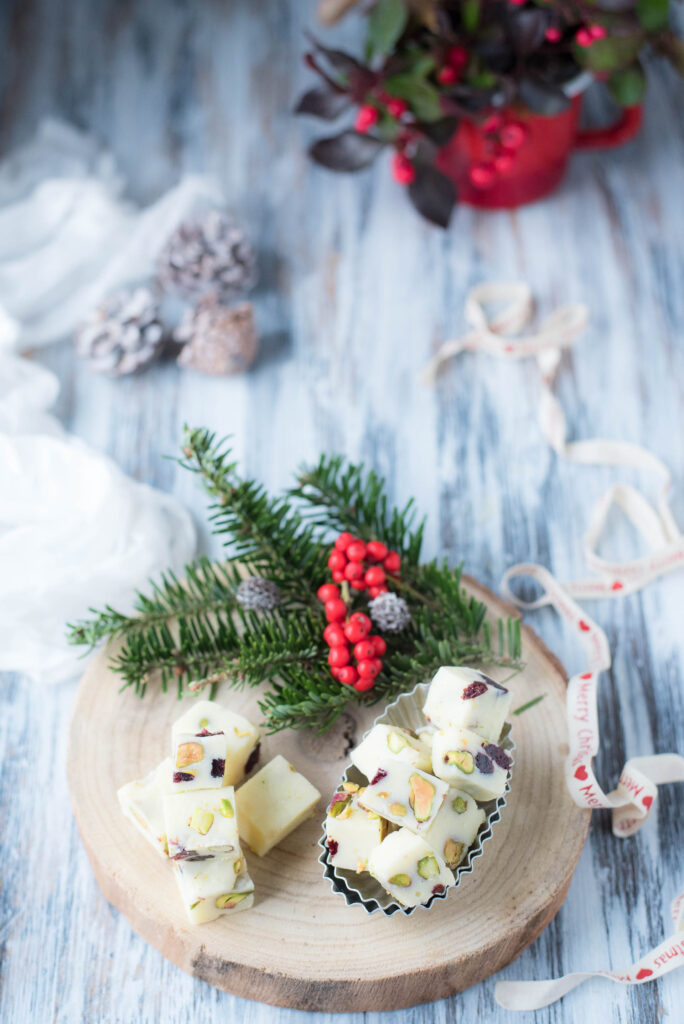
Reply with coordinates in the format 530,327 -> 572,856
316,533 -> 402,693
576,23 -> 606,47
468,114 -> 529,190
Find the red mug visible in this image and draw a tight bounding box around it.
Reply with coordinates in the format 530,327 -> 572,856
436,95 -> 643,210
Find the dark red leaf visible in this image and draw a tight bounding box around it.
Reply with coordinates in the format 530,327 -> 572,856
310,130 -> 385,172
407,163 -> 456,228
295,85 -> 351,120
508,9 -> 548,56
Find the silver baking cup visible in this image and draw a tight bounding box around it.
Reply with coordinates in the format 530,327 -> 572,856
318,680 -> 514,917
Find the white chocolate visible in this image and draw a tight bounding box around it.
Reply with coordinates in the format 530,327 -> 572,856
172,699 -> 260,786
117,757 -> 173,858
423,787 -> 486,867
423,666 -> 512,742
324,784 -> 387,873
357,761 -> 448,833
350,724 -> 432,780
173,857 -> 254,925
431,727 -> 510,801
164,787 -> 240,858
235,754 -> 321,857
171,730 -> 229,791
367,828 -> 454,907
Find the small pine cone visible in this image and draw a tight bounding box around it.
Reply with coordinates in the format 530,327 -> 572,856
157,210 -> 257,301
236,577 -> 281,611
74,286 -> 164,376
368,592 -> 411,633
175,296 -> 257,375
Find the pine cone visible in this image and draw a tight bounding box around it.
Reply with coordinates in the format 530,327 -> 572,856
236,577 -> 281,611
74,286 -> 164,376
175,296 -> 258,375
368,592 -> 411,632
157,210 -> 257,301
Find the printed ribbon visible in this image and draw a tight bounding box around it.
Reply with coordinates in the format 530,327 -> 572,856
424,282 -> 684,1008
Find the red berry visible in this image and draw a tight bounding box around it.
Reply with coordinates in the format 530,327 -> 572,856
317,583 -> 340,603
332,569 -> 346,583
338,665 -> 359,686
325,598 -> 347,622
357,658 -> 382,678
366,540 -> 389,562
576,27 -> 592,47
500,122 -> 527,150
387,97 -> 408,118
328,550 -> 346,571
370,635 -> 387,656
437,66 -> 457,85
383,551 -> 401,573
545,27 -> 561,43
329,645 -> 351,668
469,161 -> 497,189
355,104 -> 379,133
493,150 -> 515,175
346,541 -> 367,562
589,24 -> 606,39
335,531 -> 354,551
354,675 -> 376,692
482,113 -> 503,134
350,579 -> 368,591
353,640 -> 376,661
369,584 -> 389,598
350,612 -> 371,631
344,620 -> 367,643
447,46 -> 468,72
391,152 -> 415,186
330,666 -> 342,680
344,561 -> 365,581
324,624 -> 346,646
364,566 -> 386,586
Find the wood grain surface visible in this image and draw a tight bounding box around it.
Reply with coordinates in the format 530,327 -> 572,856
1,1 -> 683,1022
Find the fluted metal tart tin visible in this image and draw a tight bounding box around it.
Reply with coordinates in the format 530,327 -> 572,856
318,680 -> 514,917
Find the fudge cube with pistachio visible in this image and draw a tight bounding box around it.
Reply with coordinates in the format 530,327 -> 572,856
432,727 -> 511,801
171,730 -> 229,791
350,724 -> 432,781
325,782 -> 388,873
117,757 -> 173,858
235,754 -> 321,857
357,761 -> 448,833
368,828 -> 455,907
423,666 -> 512,743
173,856 -> 254,925
172,699 -> 260,786
423,787 -> 486,868
164,787 -> 240,859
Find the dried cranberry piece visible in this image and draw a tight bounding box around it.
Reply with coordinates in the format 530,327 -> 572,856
330,792 -> 348,807
173,771 -> 195,783
370,768 -> 387,785
462,681 -> 488,699
327,839 -> 339,857
245,742 -> 261,774
172,849 -> 212,862
474,752 -> 493,774
211,758 -> 226,779
195,728 -> 224,737
483,743 -> 511,769
431,884 -> 445,895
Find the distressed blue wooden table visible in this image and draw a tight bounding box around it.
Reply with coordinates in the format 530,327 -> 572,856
1,1 -> 683,1022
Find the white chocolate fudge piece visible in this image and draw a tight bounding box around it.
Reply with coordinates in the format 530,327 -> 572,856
171,730 -> 229,791
164,787 -> 240,859
351,724 -> 432,780
172,699 -> 260,786
423,666 -> 512,742
423,787 -> 486,868
235,754 -> 321,857
173,856 -> 254,925
357,761 -> 448,833
118,757 -> 173,858
368,828 -> 454,907
431,727 -> 511,801
325,782 -> 388,873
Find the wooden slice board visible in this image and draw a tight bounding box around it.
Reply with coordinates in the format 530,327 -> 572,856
67,576 -> 590,1012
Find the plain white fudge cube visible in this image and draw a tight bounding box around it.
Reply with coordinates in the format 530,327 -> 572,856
118,757 -> 173,858
172,699 -> 260,786
431,727 -> 511,801
235,754 -> 321,857
423,787 -> 486,868
325,783 -> 387,873
368,828 -> 454,907
164,787 -> 240,858
350,724 -> 432,780
357,761 -> 448,833
171,730 -> 229,791
423,666 -> 512,742
173,857 -> 254,925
